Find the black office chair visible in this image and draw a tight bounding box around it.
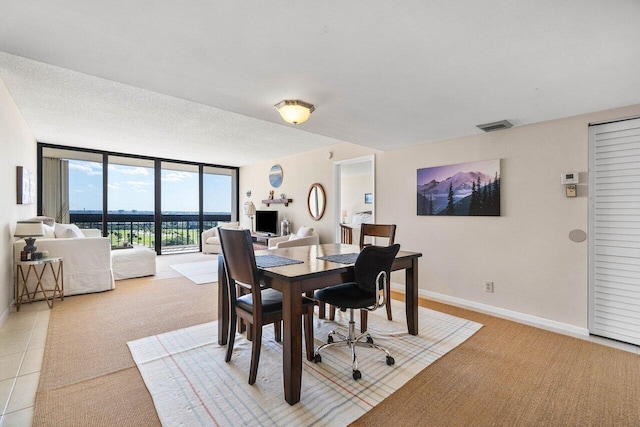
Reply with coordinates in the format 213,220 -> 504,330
313,244 -> 400,380
218,228 -> 315,385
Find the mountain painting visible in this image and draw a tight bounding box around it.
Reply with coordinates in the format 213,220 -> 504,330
417,159 -> 500,216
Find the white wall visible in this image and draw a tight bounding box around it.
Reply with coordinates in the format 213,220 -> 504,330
0,77 -> 37,322
240,145 -> 379,243
341,174 -> 373,223
378,104 -> 640,331
241,103 -> 640,332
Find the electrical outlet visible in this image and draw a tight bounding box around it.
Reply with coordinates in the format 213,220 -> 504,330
484,281 -> 494,293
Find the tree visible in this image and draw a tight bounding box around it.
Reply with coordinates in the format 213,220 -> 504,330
446,182 -> 455,215
428,194 -> 435,215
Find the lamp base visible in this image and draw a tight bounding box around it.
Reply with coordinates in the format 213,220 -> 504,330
22,237 -> 37,254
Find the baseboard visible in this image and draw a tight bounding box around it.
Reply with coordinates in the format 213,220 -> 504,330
389,283 -> 589,338
0,303 -> 10,328
420,289 -> 589,338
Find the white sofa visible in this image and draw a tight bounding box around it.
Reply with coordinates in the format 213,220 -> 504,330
14,225 -> 115,296
268,226 -> 320,249
201,222 -> 241,254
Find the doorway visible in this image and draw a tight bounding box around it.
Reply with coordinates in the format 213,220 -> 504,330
333,155 -> 375,243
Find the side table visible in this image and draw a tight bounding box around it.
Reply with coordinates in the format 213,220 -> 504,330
15,256 -> 64,311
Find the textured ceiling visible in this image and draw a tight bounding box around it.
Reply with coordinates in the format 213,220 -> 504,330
1,1 -> 639,166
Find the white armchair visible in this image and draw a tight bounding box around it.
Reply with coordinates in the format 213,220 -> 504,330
201,222 -> 240,254
268,226 -> 320,249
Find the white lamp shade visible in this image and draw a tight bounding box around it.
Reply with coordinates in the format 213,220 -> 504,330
244,201 -> 256,216
14,221 -> 45,237
275,100 -> 315,125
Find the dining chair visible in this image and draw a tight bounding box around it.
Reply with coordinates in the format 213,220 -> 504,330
360,223 -> 396,322
218,228 -> 316,385
330,223 -> 397,329
313,244 -> 401,380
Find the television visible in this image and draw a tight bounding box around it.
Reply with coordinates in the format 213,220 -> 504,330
255,210 -> 278,235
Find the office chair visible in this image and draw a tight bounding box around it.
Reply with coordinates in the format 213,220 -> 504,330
218,228 -> 315,385
313,244 -> 400,380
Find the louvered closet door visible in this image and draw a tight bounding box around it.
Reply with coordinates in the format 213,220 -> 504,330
589,117 -> 640,345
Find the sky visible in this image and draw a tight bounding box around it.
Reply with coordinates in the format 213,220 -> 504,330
68,160 -> 232,213
417,159 -> 500,186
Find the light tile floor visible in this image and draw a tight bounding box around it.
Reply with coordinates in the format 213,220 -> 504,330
0,301 -> 49,427
1,252 -> 638,426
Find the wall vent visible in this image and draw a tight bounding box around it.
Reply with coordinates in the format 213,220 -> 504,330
477,120 -> 513,132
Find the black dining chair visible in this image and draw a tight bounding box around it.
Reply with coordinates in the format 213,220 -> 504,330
313,244 -> 400,380
360,224 -> 397,321
329,223 -> 398,330
218,228 -> 316,385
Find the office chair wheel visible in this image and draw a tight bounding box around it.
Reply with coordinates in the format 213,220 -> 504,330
386,356 -> 395,366
314,354 -> 322,363
327,335 -> 334,344
352,370 -> 362,380
366,336 -> 374,344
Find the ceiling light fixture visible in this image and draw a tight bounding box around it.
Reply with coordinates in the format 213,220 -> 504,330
275,100 -> 315,125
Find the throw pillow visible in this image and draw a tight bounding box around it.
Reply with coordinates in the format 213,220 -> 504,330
296,226 -> 314,238
43,224 -> 56,238
29,216 -> 55,227
220,222 -> 240,230
288,234 -> 300,241
54,223 -> 84,239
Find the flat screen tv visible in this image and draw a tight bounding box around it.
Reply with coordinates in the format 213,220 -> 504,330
255,210 -> 278,235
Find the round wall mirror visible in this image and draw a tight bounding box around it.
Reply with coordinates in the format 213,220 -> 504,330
307,183 -> 326,221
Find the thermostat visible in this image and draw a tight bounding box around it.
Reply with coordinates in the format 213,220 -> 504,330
561,172 -> 579,185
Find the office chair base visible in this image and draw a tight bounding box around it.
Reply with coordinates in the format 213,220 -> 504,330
313,310 -> 394,380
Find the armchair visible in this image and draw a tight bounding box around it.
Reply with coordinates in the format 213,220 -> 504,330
267,226 -> 319,249
201,222 -> 240,254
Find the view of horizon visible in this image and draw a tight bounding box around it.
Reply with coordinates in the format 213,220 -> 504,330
68,159 -> 232,214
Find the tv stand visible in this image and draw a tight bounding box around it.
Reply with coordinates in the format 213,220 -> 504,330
251,233 -> 271,245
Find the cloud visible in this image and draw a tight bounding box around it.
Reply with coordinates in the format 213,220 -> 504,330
162,171 -> 194,182
69,161 -> 102,175
109,165 -> 151,176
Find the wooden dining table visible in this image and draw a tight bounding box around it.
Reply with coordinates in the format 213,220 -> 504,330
216,243 -> 422,405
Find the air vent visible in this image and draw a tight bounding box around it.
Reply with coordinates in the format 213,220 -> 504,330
477,120 -> 513,132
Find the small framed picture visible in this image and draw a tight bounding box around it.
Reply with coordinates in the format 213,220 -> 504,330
16,166 -> 35,205
364,193 -> 373,204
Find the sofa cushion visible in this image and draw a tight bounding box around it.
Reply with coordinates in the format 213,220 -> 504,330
54,223 -> 84,238
206,236 -> 220,245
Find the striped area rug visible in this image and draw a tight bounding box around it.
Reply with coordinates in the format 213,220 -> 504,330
169,260 -> 218,284
128,301 -> 482,426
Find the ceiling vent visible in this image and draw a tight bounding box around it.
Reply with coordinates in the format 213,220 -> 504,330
477,120 -> 513,132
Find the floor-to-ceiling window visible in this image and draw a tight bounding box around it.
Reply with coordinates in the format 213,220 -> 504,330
108,156 -> 155,249
38,143 -> 238,255
161,162 -> 199,253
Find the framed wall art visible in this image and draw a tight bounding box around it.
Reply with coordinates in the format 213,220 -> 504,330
417,159 -> 500,216
269,164 -> 283,188
16,166 -> 35,205
364,193 -> 373,204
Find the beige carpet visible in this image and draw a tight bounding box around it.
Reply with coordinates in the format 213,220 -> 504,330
33,272 -> 640,426
128,302 -> 481,426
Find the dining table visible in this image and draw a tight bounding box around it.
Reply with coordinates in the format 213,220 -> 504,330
216,243 -> 422,405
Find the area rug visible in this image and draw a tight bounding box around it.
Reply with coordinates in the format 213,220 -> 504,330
128,301 -> 482,426
170,260 -> 218,284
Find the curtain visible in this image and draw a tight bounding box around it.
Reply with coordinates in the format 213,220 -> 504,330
42,157 -> 70,223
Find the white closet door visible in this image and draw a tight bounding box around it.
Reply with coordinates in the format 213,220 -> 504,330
589,117 -> 640,345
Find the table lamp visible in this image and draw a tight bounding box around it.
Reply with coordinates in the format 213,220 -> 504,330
341,210 -> 347,224
244,201 -> 256,233
14,220 -> 45,255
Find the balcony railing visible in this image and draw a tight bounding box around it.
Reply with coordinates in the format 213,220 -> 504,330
69,213 -> 231,253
